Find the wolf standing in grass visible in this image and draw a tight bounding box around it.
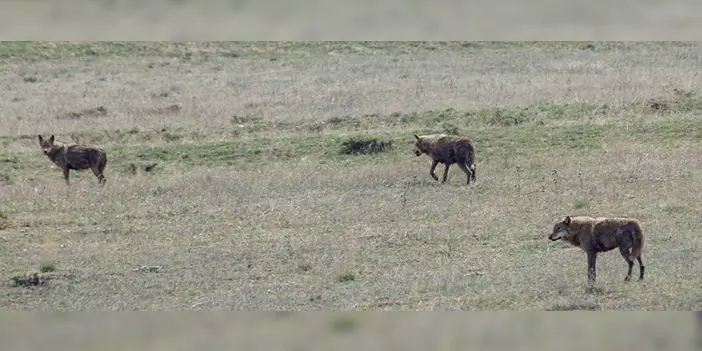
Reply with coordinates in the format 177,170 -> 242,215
413,134 -> 476,185
38,134 -> 107,185
548,215 -> 645,284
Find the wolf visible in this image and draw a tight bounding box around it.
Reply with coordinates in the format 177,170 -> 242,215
38,134 -> 107,185
413,134 -> 476,185
548,215 -> 645,284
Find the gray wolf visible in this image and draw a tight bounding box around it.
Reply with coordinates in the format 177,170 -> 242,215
413,134 -> 476,185
549,215 -> 645,283
38,134 -> 107,185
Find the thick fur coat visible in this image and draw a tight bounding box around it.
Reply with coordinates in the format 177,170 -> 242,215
549,215 -> 645,283
413,133 -> 476,185
38,134 -> 108,185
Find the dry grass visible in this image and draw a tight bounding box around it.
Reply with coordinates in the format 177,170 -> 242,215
1,42 -> 702,314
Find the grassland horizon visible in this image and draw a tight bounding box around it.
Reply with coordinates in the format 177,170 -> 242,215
0,42 -> 701,314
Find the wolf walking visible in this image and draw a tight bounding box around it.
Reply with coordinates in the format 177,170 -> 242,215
548,215 -> 645,284
413,134 -> 477,185
38,134 -> 108,185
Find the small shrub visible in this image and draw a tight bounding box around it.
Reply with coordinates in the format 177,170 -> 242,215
336,271 -> 356,282
95,106 -> 108,115
339,137 -> 393,155
40,261 -> 57,273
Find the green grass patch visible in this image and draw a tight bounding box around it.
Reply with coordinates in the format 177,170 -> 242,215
3,97 -> 702,175
3,115 -> 702,174
111,134 -> 397,171
110,116 -> 702,168
629,118 -> 702,141
39,261 -> 57,273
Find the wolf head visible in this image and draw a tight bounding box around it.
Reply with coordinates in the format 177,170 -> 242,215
413,134 -> 425,157
549,216 -> 572,241
38,134 -> 58,155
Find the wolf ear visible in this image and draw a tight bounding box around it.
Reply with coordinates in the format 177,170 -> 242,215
414,134 -> 420,140
563,216 -> 571,225
49,135 -> 55,143
38,135 -> 43,142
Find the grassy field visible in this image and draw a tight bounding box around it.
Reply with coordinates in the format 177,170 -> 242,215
0,42 -> 701,313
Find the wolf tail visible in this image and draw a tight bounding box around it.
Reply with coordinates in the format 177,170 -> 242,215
629,223 -> 644,261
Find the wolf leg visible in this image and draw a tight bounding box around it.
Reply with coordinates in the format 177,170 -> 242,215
457,163 -> 472,185
636,256 -> 645,281
429,160 -> 439,181
91,164 -> 106,185
62,167 -> 70,185
619,246 -> 634,281
587,251 -> 597,283
98,157 -> 107,185
441,164 -> 450,183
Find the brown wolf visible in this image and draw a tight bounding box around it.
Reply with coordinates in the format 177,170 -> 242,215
413,134 -> 476,185
38,134 -> 107,185
548,215 -> 645,284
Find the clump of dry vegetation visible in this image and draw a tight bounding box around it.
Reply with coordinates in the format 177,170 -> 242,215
0,42 -> 701,315
339,137 -> 393,155
9,269 -> 73,288
10,272 -> 47,288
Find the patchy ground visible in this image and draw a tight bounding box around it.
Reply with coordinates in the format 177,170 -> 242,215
0,42 -> 701,315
